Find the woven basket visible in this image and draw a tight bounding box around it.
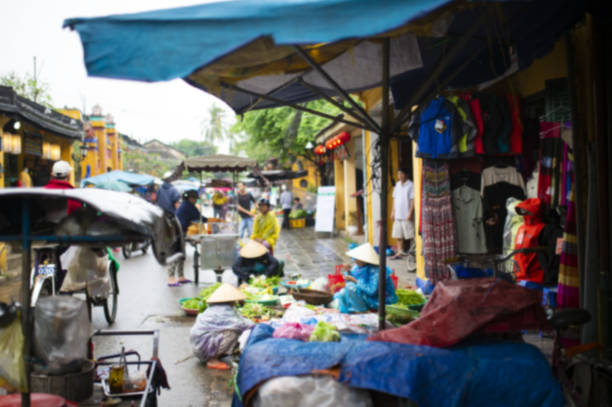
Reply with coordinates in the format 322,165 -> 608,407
291,288 -> 333,305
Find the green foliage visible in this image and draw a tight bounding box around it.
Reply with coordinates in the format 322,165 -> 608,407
201,103 -> 240,152
169,139 -> 218,157
123,150 -> 174,177
231,100 -> 343,166
0,71 -> 53,107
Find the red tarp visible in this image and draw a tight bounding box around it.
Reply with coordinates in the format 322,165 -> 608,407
370,278 -> 550,347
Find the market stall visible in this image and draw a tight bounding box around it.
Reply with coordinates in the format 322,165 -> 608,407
172,154 -> 257,284
0,188 -> 183,406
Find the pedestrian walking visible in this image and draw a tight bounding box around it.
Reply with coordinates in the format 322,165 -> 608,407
390,168 -> 415,260
156,171 -> 181,214
236,182 -> 256,239
279,184 -> 293,229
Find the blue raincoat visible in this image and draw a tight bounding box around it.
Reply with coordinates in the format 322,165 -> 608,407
334,264 -> 398,313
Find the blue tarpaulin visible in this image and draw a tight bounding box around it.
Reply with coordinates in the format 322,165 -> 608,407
64,0 -> 585,114
233,324 -> 563,407
81,170 -> 155,188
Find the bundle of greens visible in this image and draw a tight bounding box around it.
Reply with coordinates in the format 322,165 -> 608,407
180,282 -> 222,313
237,303 -> 283,322
308,321 -> 341,342
395,289 -> 426,306
288,209 -> 308,219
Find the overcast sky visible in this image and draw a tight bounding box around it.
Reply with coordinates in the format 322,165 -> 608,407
1,0 -> 234,149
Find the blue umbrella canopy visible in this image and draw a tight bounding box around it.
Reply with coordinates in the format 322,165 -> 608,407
81,170 -> 155,189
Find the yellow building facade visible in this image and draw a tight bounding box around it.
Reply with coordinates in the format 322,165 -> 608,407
80,106 -> 123,179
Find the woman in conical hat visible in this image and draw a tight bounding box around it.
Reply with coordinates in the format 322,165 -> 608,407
190,283 -> 252,370
231,240 -> 283,285
333,243 -> 398,314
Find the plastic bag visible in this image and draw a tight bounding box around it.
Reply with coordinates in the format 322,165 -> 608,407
253,375 -> 373,407
308,321 -> 340,342
189,304 -> 253,363
0,317 -> 27,392
310,277 -> 329,292
328,267 -> 346,293
60,247 -> 110,297
273,323 -> 315,341
34,296 -> 90,374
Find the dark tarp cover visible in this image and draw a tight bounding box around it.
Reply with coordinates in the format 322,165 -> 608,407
232,324 -> 563,407
371,278 -> 549,347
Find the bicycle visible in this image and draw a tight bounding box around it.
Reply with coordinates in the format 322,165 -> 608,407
30,244 -> 119,325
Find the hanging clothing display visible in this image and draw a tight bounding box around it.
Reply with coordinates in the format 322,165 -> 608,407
537,122 -> 564,206
409,97 -> 461,159
506,94 -> 523,154
483,181 -> 526,253
447,95 -> 477,156
450,170 -> 480,191
502,197 -> 524,274
480,166 -> 526,196
462,93 -> 485,155
422,160 -> 455,282
478,93 -> 512,154
451,185 -> 486,254
557,188 -> 579,308
513,199 -> 548,285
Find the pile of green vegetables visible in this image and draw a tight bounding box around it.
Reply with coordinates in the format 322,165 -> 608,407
181,282 -> 222,313
248,275 -> 282,289
308,321 -> 341,342
237,302 -> 283,322
395,289 -> 426,306
386,304 -> 420,326
289,209 -> 308,219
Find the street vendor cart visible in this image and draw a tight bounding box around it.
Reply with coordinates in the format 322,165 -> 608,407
0,188 -> 183,407
171,154 -> 257,285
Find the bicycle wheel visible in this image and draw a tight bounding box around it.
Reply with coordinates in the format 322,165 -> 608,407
122,244 -> 132,259
103,262 -> 119,324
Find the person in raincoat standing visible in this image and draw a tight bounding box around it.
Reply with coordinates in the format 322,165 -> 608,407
251,198 -> 280,255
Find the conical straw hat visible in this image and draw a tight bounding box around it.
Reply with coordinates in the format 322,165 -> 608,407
239,240 -> 268,259
345,243 -> 379,266
207,283 -> 247,304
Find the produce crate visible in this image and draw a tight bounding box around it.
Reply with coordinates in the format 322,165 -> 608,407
289,218 -> 305,229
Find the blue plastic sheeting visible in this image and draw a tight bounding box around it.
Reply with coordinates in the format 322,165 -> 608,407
81,170 -> 155,188
232,324 -> 563,407
64,0 -> 449,83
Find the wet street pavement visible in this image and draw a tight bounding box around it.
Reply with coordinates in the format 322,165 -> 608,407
91,227 -> 414,406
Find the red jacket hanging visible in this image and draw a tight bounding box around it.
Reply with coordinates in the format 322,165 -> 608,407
513,198 -> 546,284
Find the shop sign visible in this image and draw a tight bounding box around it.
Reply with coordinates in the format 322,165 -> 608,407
23,134 -> 43,156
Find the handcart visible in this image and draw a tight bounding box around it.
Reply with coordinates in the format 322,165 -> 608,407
0,188 -> 183,407
172,154 -> 257,285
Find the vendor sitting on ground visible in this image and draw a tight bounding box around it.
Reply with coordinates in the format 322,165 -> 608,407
251,198 -> 280,255
190,283 -> 253,370
232,240 -> 282,285
333,242 -> 398,313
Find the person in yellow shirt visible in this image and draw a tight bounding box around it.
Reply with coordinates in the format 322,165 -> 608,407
251,198 -> 280,255
212,190 -> 228,219
19,159 -> 33,187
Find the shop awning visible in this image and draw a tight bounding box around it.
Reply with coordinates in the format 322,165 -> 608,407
0,86 -> 83,140
180,154 -> 257,173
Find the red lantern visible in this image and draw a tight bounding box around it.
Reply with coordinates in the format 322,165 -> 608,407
314,144 -> 326,155
337,131 -> 351,145
325,138 -> 335,150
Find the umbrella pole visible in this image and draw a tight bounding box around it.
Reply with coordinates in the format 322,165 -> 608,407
378,38 -> 390,331
20,199 -> 32,407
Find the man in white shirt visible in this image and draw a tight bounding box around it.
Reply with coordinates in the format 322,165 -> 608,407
279,184 -> 293,229
390,168 -> 414,260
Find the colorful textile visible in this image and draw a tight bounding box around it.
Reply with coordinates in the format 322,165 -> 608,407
334,265 -> 398,313
557,186 -> 579,308
537,122 -> 562,206
251,211 -> 280,248
421,161 -> 455,282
